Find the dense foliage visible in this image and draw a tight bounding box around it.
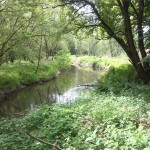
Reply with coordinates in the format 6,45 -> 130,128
0,50 -> 71,95
0,64 -> 149,149
0,0 -> 150,148
57,0 -> 150,83
0,0 -> 124,66
55,50 -> 71,70
0,0 -> 69,64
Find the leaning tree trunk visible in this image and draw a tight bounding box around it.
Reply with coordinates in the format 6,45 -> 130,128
121,0 -> 150,83
137,0 -> 150,76
62,0 -> 150,83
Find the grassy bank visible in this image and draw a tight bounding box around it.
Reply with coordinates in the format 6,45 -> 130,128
0,59 -> 150,149
0,61 -> 58,95
72,55 -> 129,69
0,50 -> 71,95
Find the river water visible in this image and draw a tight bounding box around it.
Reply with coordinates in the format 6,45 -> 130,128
0,66 -> 100,117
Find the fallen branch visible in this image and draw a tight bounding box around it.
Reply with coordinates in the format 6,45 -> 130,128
25,131 -> 63,150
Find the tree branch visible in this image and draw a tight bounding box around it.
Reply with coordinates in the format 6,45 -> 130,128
130,2 -> 139,17
53,2 -> 72,9
25,131 -> 63,150
74,4 -> 87,14
0,16 -> 33,52
75,23 -> 101,28
60,0 -> 130,54
81,0 -> 130,53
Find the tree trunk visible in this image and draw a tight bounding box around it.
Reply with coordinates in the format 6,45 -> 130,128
35,36 -> 42,74
137,0 -> 150,75
44,36 -> 49,60
122,0 -> 150,83
64,0 -> 150,83
108,0 -> 150,83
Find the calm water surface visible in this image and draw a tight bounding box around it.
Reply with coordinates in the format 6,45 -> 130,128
0,66 -> 100,117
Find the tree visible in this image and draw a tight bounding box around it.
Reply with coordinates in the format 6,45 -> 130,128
56,0 -> 150,83
0,0 -> 70,64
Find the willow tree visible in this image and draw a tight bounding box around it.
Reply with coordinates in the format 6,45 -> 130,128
56,0 -> 150,83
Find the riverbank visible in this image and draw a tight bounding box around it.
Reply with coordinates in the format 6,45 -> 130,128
0,63 -> 150,149
0,61 -> 58,101
0,56 -> 127,101
0,56 -> 150,149
0,65 -> 100,117
0,50 -> 71,101
0,56 -> 73,101
72,55 -> 129,70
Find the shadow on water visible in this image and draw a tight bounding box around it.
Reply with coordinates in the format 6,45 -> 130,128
0,66 -> 100,117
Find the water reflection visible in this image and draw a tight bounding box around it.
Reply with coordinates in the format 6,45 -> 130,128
0,66 -> 100,117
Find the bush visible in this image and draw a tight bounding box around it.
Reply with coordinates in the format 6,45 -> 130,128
55,50 -> 71,70
102,64 -> 137,82
0,73 -> 20,93
97,64 -> 138,94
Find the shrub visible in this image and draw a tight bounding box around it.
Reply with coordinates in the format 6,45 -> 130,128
55,50 -> 71,70
97,64 -> 138,94
0,73 -> 20,93
102,64 -> 137,82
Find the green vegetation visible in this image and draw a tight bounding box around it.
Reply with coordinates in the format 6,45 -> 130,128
58,0 -> 150,83
55,50 -> 71,70
73,56 -> 128,70
0,63 -> 149,149
0,61 -> 57,94
0,50 -> 71,94
2,0 -> 150,83
0,0 -> 150,149
1,0 -> 124,67
0,0 -> 70,65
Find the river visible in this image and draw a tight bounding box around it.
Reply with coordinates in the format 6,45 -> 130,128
0,66 -> 100,117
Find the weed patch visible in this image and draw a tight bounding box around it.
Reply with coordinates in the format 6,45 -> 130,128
0,90 -> 149,149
